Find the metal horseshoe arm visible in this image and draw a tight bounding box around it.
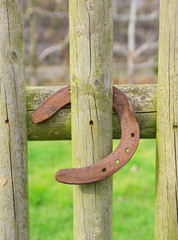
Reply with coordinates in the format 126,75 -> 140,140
32,86 -> 140,184
32,86 -> 71,124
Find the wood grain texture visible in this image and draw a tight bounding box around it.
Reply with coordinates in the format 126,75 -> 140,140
155,0 -> 178,239
26,84 -> 157,140
70,0 -> 113,239
0,1 -> 28,239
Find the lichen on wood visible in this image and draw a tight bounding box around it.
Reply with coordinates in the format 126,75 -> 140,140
70,0 -> 113,239
0,0 -> 28,239
155,0 -> 178,239
26,84 -> 157,140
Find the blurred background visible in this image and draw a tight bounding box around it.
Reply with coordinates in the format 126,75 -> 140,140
23,0 -> 159,86
25,0 -> 157,239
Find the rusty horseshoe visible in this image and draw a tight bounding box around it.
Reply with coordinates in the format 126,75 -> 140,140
32,86 -> 140,184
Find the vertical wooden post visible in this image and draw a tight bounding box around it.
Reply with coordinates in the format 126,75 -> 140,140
70,0 -> 113,239
0,1 -> 28,239
155,0 -> 178,239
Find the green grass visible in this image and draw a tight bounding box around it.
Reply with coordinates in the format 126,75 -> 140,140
28,139 -> 156,240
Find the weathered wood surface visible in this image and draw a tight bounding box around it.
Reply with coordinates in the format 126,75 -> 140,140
155,0 -> 178,239
27,84 -> 157,140
70,0 -> 113,239
0,1 -> 28,239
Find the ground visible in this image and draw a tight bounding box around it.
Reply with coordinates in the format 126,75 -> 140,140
28,139 -> 155,240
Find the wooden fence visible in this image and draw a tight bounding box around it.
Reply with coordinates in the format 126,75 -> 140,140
0,0 -> 177,239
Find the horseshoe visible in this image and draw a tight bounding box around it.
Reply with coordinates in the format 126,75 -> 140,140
32,86 -> 140,184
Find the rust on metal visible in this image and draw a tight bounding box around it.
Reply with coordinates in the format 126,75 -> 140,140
32,85 -> 70,123
32,86 -> 140,185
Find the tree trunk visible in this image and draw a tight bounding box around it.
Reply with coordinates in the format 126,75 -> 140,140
155,0 -> 178,239
70,0 -> 113,239
127,0 -> 137,82
29,0 -> 37,86
0,1 -> 28,239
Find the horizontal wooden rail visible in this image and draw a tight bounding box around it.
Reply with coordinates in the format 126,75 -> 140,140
26,84 -> 157,140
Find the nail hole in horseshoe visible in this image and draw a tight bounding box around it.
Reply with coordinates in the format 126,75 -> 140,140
131,133 -> 135,137
116,160 -> 120,164
38,86 -> 140,185
125,148 -> 130,152
89,120 -> 94,125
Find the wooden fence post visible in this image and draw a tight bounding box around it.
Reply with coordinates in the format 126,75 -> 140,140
155,0 -> 178,239
70,0 -> 113,239
0,1 -> 28,239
